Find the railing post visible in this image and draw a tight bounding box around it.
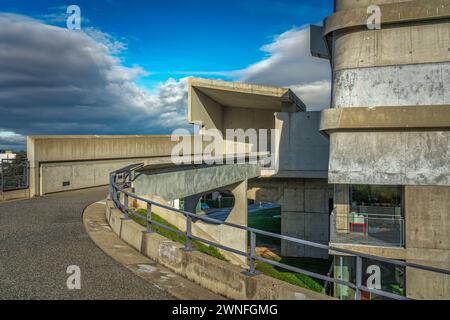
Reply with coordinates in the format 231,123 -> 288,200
355,256 -> 363,300
123,193 -> 130,220
184,215 -> 193,252
243,231 -> 260,276
145,202 -> 155,234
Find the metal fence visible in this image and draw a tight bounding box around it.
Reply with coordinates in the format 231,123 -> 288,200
0,159 -> 29,192
109,163 -> 450,300
330,211 -> 404,247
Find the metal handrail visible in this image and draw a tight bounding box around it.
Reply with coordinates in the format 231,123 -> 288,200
109,164 -> 450,300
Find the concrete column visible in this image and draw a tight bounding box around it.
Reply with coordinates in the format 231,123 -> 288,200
184,194 -> 202,213
281,179 -> 330,259
334,184 -> 350,235
404,185 -> 450,300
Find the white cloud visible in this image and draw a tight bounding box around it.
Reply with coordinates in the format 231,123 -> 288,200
235,26 -> 331,111
171,26 -> 332,111
0,14 -> 191,150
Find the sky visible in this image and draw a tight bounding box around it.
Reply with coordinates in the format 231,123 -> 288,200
0,0 -> 333,150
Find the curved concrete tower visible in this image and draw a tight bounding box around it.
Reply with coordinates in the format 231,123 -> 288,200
321,0 -> 450,299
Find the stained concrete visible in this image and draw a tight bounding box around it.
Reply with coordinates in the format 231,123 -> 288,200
333,62 -> 450,108
323,0 -> 450,300
328,131 -> 450,186
133,163 -> 261,201
27,135 -> 201,197
105,201 -> 335,300
325,0 -> 450,36
333,21 -> 450,71
320,105 -> 450,132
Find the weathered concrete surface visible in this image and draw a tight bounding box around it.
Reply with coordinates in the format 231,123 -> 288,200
328,131 -> 450,186
27,135 -> 199,197
84,201 -> 224,300
325,0 -> 450,36
105,201 -> 335,300
332,63 -> 450,108
133,163 -> 260,201
39,157 -> 174,195
405,186 -> 450,252
333,22 -> 450,71
274,112 -> 329,179
0,188 -> 29,202
0,187 -> 174,300
324,0 -> 450,300
320,105 -> 450,132
404,185 -> 450,299
335,0 -> 413,12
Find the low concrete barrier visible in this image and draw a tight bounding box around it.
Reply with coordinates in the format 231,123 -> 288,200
105,199 -> 333,300
0,189 -> 30,202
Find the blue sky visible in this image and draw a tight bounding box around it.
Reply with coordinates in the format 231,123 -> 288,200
0,1 -> 333,150
0,0 -> 332,84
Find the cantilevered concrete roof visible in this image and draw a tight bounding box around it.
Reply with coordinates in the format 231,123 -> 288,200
188,77 -> 305,112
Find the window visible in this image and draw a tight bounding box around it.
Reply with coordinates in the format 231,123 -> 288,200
350,185 -> 403,217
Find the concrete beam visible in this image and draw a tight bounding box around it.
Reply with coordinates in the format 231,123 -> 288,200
320,105 -> 450,133
324,0 -> 450,36
133,163 -> 261,201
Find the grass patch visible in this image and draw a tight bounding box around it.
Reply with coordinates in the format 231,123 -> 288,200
249,206 -> 331,293
132,209 -> 227,261
256,257 -> 331,293
130,206 -> 331,294
248,207 -> 281,246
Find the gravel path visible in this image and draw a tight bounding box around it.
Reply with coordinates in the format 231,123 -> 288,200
0,187 -> 175,300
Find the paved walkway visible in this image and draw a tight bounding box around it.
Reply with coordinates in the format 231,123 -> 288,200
0,187 -> 177,300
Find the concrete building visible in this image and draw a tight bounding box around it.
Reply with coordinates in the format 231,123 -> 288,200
0,150 -> 16,162
318,0 -> 450,299
21,0 -> 449,300
188,78 -> 331,259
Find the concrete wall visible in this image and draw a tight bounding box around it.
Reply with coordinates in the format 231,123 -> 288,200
323,0 -> 450,300
27,135 -> 199,196
405,186 -> 450,300
328,131 -> 450,186
133,163 -> 260,201
335,0 -> 412,11
248,178 -> 332,259
105,200 -> 333,300
333,62 -> 450,108
274,112 -> 329,179
0,189 -> 30,202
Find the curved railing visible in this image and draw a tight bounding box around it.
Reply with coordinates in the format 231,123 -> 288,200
109,163 -> 450,300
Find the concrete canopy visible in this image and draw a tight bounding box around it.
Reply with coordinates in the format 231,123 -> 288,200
189,77 -> 305,112
188,78 -> 306,132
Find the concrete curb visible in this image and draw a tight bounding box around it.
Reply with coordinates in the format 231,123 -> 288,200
83,200 -> 225,300
104,199 -> 335,300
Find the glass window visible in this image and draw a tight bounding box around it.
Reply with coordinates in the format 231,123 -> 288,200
350,185 -> 403,217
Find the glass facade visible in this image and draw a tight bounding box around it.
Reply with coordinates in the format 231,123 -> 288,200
331,184 -> 405,247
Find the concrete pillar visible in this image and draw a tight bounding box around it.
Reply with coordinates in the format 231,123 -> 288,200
248,178 -> 331,259
334,184 -> 350,235
184,194 -> 202,213
281,179 -> 330,259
